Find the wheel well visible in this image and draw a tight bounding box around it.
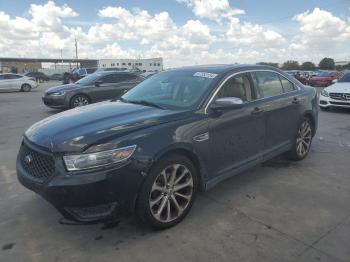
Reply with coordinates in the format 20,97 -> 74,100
303,112 -> 316,136
157,148 -> 205,192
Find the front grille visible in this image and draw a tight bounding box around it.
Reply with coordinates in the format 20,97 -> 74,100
20,143 -> 55,183
329,101 -> 350,106
329,93 -> 350,101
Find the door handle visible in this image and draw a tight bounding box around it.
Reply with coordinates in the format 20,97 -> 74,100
251,107 -> 264,115
292,97 -> 300,104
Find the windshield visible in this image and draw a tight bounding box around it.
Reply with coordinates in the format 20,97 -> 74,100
121,70 -> 217,109
75,73 -> 103,85
339,73 -> 350,82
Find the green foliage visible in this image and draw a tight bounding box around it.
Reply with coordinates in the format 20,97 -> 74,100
256,62 -> 279,68
319,57 -> 335,70
281,60 -> 299,70
300,62 -> 316,71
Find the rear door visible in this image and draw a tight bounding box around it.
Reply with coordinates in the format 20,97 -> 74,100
251,71 -> 301,159
208,72 -> 265,180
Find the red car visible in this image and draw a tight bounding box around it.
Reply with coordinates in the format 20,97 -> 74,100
309,71 -> 341,87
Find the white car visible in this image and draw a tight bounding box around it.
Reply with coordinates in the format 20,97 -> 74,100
319,73 -> 350,110
0,73 -> 38,92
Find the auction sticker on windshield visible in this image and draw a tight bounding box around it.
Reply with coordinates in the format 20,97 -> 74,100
193,72 -> 218,79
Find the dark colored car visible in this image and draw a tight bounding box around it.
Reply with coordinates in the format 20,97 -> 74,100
309,71 -> 340,87
42,71 -> 144,109
25,72 -> 50,82
50,73 -> 63,81
17,65 -> 318,229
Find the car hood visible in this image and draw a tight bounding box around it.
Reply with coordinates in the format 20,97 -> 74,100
45,83 -> 83,94
325,82 -> 350,93
25,101 -> 189,153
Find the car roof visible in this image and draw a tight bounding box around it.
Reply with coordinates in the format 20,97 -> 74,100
167,64 -> 282,75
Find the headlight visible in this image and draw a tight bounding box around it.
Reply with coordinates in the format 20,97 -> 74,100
63,145 -> 136,171
321,89 -> 329,97
49,91 -> 66,96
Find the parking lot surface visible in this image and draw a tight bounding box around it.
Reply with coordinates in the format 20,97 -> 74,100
1,82 -> 350,262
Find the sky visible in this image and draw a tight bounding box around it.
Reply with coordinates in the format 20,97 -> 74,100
0,0 -> 350,67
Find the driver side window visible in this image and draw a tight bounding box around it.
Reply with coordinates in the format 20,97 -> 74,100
217,73 -> 252,102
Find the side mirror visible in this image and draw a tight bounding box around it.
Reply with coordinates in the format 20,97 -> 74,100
94,80 -> 103,87
210,97 -> 244,111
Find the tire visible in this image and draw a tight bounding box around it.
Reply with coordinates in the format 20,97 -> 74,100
285,117 -> 313,161
21,84 -> 31,92
70,94 -> 90,108
137,154 -> 197,229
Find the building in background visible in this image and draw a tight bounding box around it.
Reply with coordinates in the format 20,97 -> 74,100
335,61 -> 350,66
98,58 -> 163,72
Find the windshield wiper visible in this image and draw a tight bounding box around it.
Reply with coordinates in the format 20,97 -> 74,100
126,99 -> 165,109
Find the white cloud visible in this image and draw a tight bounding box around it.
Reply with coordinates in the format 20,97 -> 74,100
226,18 -> 285,47
182,19 -> 215,45
293,8 -> 350,46
177,0 -> 244,21
29,0 -> 78,32
0,1 -> 350,67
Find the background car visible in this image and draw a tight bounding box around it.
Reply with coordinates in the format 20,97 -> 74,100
24,72 -> 50,82
319,72 -> 350,110
42,71 -> 145,109
309,71 -> 341,87
50,73 -> 63,81
0,73 -> 38,92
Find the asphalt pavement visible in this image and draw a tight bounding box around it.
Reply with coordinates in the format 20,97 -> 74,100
0,82 -> 349,262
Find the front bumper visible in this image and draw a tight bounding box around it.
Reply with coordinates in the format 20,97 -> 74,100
16,140 -> 145,222
319,95 -> 350,108
42,94 -> 66,109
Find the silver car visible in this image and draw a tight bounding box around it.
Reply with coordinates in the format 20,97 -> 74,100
0,73 -> 38,92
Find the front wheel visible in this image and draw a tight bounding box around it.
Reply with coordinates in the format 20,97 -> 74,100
285,118 -> 313,161
21,84 -> 31,92
137,154 -> 197,229
70,94 -> 90,108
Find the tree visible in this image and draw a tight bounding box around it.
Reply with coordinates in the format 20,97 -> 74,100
281,60 -> 299,70
300,62 -> 316,71
319,57 -> 335,70
257,62 -> 279,68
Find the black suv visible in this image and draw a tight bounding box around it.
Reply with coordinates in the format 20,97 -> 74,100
17,65 -> 318,229
42,71 -> 144,109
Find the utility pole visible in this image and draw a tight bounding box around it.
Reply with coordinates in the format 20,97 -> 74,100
75,38 -> 78,68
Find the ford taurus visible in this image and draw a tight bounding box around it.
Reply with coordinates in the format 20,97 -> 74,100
17,65 -> 318,229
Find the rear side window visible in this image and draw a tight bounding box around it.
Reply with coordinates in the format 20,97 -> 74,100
279,76 -> 295,92
100,74 -> 121,83
252,71 -> 284,98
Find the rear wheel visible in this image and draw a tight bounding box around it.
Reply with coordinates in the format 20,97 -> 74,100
286,117 -> 313,161
70,94 -> 90,108
21,84 -> 31,92
137,154 -> 197,229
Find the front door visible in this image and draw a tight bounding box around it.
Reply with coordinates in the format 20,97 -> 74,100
208,72 -> 265,180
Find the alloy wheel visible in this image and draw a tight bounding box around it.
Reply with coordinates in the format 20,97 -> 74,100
149,164 -> 194,223
73,96 -> 89,107
296,120 -> 312,157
